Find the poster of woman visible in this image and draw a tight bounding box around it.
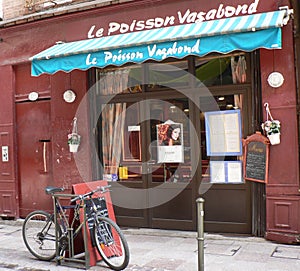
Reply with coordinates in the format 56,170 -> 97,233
157,122 -> 184,163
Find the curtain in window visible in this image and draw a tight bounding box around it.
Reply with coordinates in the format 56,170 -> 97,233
231,56 -> 247,84
102,103 -> 127,174
99,69 -> 130,95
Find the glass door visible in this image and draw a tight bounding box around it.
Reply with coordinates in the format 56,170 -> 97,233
146,98 -> 196,229
98,99 -> 147,227
97,95 -> 196,229
147,98 -> 192,184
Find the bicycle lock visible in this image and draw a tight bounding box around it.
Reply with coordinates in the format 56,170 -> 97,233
196,197 -> 205,271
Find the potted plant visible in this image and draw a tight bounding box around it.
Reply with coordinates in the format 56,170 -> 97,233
261,119 -> 281,145
261,102 -> 281,145
68,133 -> 81,152
68,117 -> 81,152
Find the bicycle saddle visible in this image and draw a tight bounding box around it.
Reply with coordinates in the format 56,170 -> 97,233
45,186 -> 65,195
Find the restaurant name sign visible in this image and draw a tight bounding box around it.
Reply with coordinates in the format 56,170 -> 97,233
87,0 -> 260,38
86,40 -> 201,66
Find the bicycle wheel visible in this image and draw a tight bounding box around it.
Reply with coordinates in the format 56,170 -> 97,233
94,216 -> 130,270
22,210 -> 58,261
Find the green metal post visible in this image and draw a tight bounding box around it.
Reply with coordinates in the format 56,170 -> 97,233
196,197 -> 205,271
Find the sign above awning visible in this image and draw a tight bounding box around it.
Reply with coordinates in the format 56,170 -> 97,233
30,9 -> 292,76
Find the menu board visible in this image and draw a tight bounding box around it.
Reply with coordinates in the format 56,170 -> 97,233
210,161 -> 243,184
205,110 -> 242,156
243,132 -> 270,183
72,180 -> 116,266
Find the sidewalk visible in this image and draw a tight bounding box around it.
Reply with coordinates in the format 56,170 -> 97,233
1,219 -> 300,271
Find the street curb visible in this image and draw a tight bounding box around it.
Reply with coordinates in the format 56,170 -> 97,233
1,218 -> 270,244
0,218 -> 24,227
119,228 -> 269,243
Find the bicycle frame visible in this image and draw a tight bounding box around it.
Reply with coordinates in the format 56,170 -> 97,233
52,193 -> 91,269
22,184 -> 129,270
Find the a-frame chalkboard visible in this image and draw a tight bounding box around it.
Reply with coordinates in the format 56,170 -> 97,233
72,180 -> 116,267
243,132 -> 270,183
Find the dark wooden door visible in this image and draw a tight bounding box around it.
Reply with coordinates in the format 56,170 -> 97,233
109,96 -> 195,230
16,100 -> 53,217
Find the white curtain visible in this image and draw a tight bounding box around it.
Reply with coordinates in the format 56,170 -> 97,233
102,103 -> 127,174
99,69 -> 130,174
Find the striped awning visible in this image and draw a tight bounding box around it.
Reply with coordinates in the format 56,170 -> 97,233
31,9 -> 292,76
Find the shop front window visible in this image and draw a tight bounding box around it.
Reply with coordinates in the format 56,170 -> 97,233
99,98 -> 193,183
96,55 -> 248,184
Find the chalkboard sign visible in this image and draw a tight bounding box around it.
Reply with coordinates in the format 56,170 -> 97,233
84,197 -> 108,230
72,180 -> 117,266
243,132 -> 270,183
84,198 -> 111,246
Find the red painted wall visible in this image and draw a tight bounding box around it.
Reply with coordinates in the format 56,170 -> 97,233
260,20 -> 300,242
0,66 -> 17,217
50,70 -> 91,191
12,63 -> 91,215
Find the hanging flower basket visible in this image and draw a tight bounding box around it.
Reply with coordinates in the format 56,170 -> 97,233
261,103 -> 281,145
69,142 -> 80,152
267,132 -> 281,145
261,120 -> 281,145
68,133 -> 81,152
68,118 -> 81,152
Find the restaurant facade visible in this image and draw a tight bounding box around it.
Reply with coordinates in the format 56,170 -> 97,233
0,0 -> 299,243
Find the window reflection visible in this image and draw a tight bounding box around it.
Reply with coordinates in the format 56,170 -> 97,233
95,54 -> 247,96
195,55 -> 247,86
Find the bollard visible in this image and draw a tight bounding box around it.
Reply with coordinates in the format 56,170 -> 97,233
196,197 -> 205,271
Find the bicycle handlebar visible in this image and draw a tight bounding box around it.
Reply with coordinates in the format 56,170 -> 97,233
70,185 -> 111,203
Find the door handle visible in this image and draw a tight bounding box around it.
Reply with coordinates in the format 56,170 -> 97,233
43,142 -> 47,173
39,140 -> 50,173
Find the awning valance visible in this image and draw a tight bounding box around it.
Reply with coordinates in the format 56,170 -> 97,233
30,9 -> 292,76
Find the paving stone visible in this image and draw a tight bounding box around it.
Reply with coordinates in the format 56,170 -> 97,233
272,246 -> 300,260
204,243 -> 241,256
146,258 -> 184,270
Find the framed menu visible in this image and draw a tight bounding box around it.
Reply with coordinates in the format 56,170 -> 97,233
243,132 -> 270,183
205,110 -> 242,156
210,161 -> 243,184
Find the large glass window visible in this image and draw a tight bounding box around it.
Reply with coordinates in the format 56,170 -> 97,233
98,98 -> 193,183
95,54 -> 248,184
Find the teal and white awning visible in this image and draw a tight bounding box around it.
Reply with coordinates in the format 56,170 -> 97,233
31,9 -> 292,76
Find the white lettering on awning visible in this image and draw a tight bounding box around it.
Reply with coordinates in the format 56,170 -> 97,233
148,40 -> 200,59
104,50 -> 144,63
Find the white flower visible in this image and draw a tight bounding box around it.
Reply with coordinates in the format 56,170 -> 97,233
261,119 -> 280,136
